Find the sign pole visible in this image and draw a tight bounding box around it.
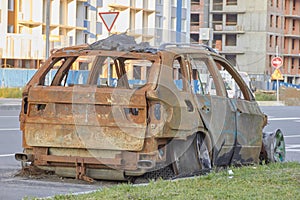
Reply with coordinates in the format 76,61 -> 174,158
277,79 -> 279,102
276,46 -> 279,103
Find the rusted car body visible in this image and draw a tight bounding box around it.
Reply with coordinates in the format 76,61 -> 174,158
16,34 -> 284,182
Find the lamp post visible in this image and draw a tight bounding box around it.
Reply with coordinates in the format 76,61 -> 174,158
45,0 -> 50,59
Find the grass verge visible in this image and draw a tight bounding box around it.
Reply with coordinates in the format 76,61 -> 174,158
254,90 -> 276,101
38,162 -> 300,200
0,88 -> 23,98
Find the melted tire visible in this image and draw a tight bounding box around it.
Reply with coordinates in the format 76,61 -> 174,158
262,129 -> 286,163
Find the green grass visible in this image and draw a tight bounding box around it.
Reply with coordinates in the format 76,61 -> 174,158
255,91 -> 277,101
38,162 -> 300,200
0,88 -> 23,98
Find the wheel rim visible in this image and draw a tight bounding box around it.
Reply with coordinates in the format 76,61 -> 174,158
273,130 -> 286,162
196,134 -> 211,169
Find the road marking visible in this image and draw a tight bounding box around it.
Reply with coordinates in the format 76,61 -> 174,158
0,154 -> 15,157
284,135 -> 300,138
286,144 -> 300,148
286,144 -> 300,152
0,128 -> 20,131
268,117 -> 300,121
286,149 -> 300,152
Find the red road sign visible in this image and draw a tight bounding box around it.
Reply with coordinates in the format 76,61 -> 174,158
98,12 -> 119,32
271,57 -> 283,68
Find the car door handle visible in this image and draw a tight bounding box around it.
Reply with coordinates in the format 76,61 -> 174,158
184,100 -> 194,112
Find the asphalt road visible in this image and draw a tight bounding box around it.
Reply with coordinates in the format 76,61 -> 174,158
260,106 -> 300,162
0,102 -> 299,199
0,108 -> 113,199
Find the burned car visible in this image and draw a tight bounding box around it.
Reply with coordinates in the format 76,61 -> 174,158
16,34 -> 285,182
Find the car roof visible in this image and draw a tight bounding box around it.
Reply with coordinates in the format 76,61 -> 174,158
53,34 -> 220,58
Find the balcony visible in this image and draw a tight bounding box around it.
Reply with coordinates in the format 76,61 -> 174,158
3,34 -> 44,59
213,25 -> 244,33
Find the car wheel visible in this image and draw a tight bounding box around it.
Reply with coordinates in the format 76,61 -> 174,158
195,134 -> 212,170
170,136 -> 197,176
263,129 -> 286,163
170,133 -> 212,176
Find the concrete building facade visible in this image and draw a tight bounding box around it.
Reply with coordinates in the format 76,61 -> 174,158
189,0 -> 209,44
0,0 -> 191,69
209,0 -> 300,85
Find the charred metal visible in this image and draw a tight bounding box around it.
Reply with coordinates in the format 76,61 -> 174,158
16,34 -> 285,183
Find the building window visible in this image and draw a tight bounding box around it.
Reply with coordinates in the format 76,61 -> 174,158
8,0 -> 14,11
84,34 -> 88,44
156,0 -> 163,5
291,58 -> 295,69
226,14 -> 237,26
275,36 -> 279,46
7,25 -> 14,33
292,39 -> 295,49
97,0 -> 103,7
276,16 -> 279,28
213,34 -> 222,50
85,6 -> 89,20
171,17 -> 176,30
190,34 -> 199,43
284,18 -> 287,30
191,14 -> 200,26
270,15 -> 273,27
269,35 -> 273,47
96,22 -> 102,35
225,55 -> 236,66
213,0 -> 223,10
293,0 -> 296,10
225,34 -> 237,46
191,0 -> 200,5
270,0 -> 273,6
156,16 -> 162,28
213,14 -> 222,31
292,20 -> 296,31
226,0 -> 237,5
276,0 -> 280,7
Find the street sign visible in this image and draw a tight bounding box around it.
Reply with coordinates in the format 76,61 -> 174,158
271,68 -> 284,80
271,57 -> 283,68
98,12 -> 119,32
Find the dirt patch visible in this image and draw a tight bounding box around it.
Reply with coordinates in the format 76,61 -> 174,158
279,87 -> 300,106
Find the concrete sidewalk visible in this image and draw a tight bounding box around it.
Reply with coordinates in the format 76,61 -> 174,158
0,98 -> 22,110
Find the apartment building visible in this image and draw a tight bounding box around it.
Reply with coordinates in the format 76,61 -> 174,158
190,0 -> 209,43
0,0 -> 190,69
0,0 -> 95,69
209,0 -> 300,85
155,0 -> 190,45
283,0 -> 300,84
98,0 -> 156,43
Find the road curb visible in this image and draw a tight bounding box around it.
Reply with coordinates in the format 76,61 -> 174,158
257,101 -> 285,106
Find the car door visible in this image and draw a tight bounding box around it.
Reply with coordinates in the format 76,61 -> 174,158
188,54 -> 237,166
213,57 -> 265,164
155,52 -> 202,136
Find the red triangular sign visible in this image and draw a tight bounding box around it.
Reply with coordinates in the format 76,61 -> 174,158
99,12 -> 119,32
